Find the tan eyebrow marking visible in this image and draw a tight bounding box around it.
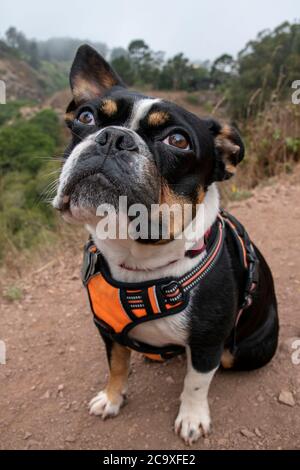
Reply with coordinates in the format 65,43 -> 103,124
148,111 -> 169,127
64,111 -> 75,122
101,99 -> 118,116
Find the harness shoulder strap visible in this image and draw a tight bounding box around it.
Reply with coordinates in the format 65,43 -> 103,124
221,209 -> 259,308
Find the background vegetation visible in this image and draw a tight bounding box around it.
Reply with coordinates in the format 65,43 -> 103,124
0,107 -> 62,260
0,21 -> 300,262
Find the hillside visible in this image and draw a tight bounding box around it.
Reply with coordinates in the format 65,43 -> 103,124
0,55 -> 45,101
0,47 -> 68,101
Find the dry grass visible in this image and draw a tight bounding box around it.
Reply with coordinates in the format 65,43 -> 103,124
234,100 -> 300,188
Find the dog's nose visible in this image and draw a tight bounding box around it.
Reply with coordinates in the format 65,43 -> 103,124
95,127 -> 138,153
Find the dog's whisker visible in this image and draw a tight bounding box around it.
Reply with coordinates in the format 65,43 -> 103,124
42,169 -> 61,178
40,178 -> 60,201
71,129 -> 84,141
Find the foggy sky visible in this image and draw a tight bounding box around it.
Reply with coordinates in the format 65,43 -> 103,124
1,0 -> 299,61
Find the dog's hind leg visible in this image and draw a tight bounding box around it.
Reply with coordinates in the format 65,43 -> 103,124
224,303 -> 279,371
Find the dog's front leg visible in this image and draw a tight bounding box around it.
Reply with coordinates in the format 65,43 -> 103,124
175,346 -> 219,445
89,339 -> 131,419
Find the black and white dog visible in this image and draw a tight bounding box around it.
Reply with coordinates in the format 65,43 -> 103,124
53,45 -> 279,445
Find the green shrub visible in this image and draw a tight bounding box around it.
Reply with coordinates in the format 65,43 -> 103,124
38,61 -> 69,94
0,108 -> 61,261
185,94 -> 199,106
0,100 -> 35,126
3,285 -> 23,302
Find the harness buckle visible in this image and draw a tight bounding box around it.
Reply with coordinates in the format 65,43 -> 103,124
161,280 -> 184,305
81,242 -> 99,285
241,294 -> 253,310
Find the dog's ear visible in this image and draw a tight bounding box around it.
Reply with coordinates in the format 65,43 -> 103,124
207,119 -> 245,181
69,44 -> 125,105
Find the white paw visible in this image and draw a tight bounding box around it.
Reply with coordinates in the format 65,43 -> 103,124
89,391 -> 124,419
175,401 -> 211,445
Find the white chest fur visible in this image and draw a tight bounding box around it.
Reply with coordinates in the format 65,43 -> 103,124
128,309 -> 189,347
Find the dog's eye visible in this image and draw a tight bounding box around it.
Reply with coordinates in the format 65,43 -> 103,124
77,110 -> 95,126
163,133 -> 190,150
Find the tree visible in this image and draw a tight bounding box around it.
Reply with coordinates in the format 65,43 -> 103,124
128,39 -> 149,63
28,41 -> 40,69
5,27 -> 19,48
110,47 -> 127,61
158,53 -> 192,90
5,27 -> 28,54
228,21 -> 300,118
111,55 -> 135,86
211,54 -> 235,86
126,39 -> 163,86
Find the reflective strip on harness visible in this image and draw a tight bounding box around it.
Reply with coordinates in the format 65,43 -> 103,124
225,218 -> 248,269
148,287 -> 160,314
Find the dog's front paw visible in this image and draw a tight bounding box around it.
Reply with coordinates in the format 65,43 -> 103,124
174,401 -> 211,445
89,391 -> 124,419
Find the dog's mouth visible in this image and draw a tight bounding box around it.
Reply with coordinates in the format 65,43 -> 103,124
53,171 -> 113,214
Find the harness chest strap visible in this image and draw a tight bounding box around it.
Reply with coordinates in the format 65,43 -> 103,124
82,211 -> 259,358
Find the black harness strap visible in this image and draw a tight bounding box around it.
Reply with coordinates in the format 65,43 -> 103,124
82,211 -> 259,358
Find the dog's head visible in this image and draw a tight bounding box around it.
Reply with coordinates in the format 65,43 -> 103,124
53,45 -> 244,239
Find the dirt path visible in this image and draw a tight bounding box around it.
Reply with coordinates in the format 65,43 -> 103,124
1,170 -> 300,450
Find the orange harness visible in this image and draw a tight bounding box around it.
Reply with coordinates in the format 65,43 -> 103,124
81,211 -> 259,360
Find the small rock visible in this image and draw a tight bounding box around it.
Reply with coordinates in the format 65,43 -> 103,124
278,390 -> 295,407
280,337 -> 299,354
254,427 -> 262,437
217,438 -> 227,446
58,384 -> 64,392
24,432 -> 32,440
166,376 -> 175,385
257,394 -> 264,403
240,428 -> 255,438
40,390 -> 50,399
65,435 -> 76,443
